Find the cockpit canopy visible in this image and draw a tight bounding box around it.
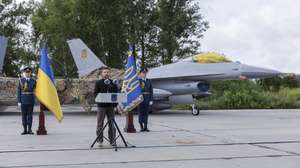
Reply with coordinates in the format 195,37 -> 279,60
192,52 -> 232,63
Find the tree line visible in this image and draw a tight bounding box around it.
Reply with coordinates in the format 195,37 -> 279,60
0,0 -> 209,78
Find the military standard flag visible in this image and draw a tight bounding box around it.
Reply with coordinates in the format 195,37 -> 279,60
119,46 -> 144,113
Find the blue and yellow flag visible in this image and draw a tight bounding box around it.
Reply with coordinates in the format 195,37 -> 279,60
120,46 -> 144,113
35,47 -> 63,122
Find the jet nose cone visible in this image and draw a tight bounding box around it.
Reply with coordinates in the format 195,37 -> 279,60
240,64 -> 281,78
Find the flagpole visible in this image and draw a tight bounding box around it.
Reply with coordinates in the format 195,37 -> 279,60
35,46 -> 63,126
37,103 -> 47,135
36,45 -> 48,135
124,110 -> 136,133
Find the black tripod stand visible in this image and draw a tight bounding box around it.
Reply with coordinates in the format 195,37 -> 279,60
90,118 -> 134,151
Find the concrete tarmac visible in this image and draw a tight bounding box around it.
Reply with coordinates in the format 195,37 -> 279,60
0,108 -> 300,167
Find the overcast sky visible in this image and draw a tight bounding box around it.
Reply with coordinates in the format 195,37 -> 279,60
198,0 -> 300,74
14,0 -> 299,73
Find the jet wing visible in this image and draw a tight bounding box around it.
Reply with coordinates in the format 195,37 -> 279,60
147,61 -> 234,82
150,74 -> 225,82
147,61 -> 280,82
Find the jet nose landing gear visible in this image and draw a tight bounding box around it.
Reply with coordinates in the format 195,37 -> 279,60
191,104 -> 200,116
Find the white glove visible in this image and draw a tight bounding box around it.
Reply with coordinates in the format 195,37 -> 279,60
149,101 -> 153,105
17,103 -> 21,108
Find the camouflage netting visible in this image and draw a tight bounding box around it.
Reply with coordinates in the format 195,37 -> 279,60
84,68 -> 124,80
0,68 -> 124,112
0,77 -> 19,106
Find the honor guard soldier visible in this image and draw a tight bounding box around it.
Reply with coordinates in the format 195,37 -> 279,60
138,67 -> 153,132
94,67 -> 118,147
17,66 -> 36,135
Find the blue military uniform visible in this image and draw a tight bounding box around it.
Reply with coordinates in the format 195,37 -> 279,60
138,76 -> 153,132
17,67 -> 36,135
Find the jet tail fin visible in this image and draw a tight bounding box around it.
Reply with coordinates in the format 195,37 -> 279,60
67,38 -> 106,77
0,36 -> 8,73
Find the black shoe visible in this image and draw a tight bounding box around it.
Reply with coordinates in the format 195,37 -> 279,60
27,130 -> 34,135
139,123 -> 144,132
21,131 -> 27,135
140,129 -> 145,132
144,124 -> 150,132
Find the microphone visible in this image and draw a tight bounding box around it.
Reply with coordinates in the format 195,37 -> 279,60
104,79 -> 111,85
104,79 -> 113,93
112,79 -> 119,85
103,79 -> 118,93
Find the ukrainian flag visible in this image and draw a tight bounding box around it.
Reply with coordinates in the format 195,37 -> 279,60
35,47 -> 63,122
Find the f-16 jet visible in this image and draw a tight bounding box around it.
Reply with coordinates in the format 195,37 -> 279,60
67,39 -> 281,115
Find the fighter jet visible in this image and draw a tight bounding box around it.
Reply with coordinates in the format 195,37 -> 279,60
0,36 -> 8,75
67,39 -> 281,115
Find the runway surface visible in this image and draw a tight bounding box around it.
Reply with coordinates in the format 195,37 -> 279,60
0,108 -> 300,167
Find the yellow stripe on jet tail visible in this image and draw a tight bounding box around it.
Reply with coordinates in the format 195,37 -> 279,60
35,69 -> 63,122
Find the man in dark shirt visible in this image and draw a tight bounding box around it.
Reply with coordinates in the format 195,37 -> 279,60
94,67 -> 118,147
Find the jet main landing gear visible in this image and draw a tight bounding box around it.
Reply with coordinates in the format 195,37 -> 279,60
191,104 -> 200,116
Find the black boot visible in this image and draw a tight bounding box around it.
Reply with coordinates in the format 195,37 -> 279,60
21,125 -> 27,135
27,125 -> 34,135
139,123 -> 144,132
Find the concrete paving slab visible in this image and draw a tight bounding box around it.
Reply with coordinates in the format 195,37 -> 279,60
262,142 -> 300,155
0,144 -> 290,167
0,105 -> 96,114
0,115 -> 222,152
1,109 -> 300,167
35,156 -> 300,168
